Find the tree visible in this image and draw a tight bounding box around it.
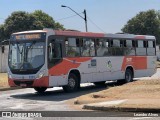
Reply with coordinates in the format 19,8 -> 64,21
0,25 -> 5,40
0,10 -> 64,41
2,11 -> 35,40
122,10 -> 160,44
31,10 -> 64,30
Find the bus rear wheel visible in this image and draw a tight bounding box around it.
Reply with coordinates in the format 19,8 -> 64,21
63,73 -> 79,93
34,87 -> 47,93
125,69 -> 133,83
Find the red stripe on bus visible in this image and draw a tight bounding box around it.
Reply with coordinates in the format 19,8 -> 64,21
121,56 -> 147,71
32,76 -> 49,87
135,36 -> 145,39
8,78 -> 17,87
49,57 -> 92,76
8,76 -> 49,87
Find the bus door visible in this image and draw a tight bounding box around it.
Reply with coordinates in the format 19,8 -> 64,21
48,40 -> 63,66
48,37 -> 66,86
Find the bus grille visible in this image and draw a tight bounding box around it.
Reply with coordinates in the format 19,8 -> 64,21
14,80 -> 34,86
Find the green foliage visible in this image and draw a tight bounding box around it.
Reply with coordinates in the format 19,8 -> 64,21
32,10 -> 64,30
0,10 -> 64,41
122,9 -> 160,44
0,25 -> 5,40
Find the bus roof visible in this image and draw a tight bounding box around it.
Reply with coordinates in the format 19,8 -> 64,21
12,29 -> 156,40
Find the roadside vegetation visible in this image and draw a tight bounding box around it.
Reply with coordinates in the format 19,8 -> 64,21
0,73 -> 8,87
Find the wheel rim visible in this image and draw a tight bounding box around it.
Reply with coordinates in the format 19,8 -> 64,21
68,78 -> 76,89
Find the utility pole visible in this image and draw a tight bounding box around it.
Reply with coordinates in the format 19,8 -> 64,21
84,9 -> 88,32
61,5 -> 88,32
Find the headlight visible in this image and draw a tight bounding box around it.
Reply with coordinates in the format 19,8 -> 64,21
36,70 -> 45,79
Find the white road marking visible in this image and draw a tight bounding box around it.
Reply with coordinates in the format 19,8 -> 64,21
129,117 -> 153,120
88,99 -> 128,106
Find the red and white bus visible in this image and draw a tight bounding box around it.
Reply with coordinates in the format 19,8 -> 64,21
8,28 -> 157,93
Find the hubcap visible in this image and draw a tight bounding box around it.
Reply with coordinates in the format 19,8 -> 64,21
68,78 -> 76,88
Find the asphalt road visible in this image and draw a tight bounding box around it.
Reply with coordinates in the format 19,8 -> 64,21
1,68 -> 159,111
0,84 -> 160,120
0,68 -> 160,119
0,83 -> 115,111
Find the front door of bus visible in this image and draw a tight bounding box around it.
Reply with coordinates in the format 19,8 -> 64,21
48,39 -> 66,86
48,41 -> 63,68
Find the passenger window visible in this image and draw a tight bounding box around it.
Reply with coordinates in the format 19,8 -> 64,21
124,40 -> 135,56
126,40 -> 132,47
66,38 -> 80,57
136,40 -> 146,55
81,38 -> 95,56
111,39 -> 123,56
96,39 -> 109,56
147,41 -> 155,56
113,39 -> 120,47
148,41 -> 153,48
138,41 -> 144,47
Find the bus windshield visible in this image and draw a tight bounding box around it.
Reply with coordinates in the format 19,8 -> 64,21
8,41 -> 45,74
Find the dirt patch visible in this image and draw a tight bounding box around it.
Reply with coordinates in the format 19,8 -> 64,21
74,79 -> 160,105
157,61 -> 160,68
0,73 -> 9,87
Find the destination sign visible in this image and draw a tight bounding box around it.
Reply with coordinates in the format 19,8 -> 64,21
11,33 -> 46,41
15,34 -> 41,40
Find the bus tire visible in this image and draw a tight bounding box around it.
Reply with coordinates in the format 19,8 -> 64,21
63,73 -> 79,93
93,81 -> 106,86
125,69 -> 133,83
34,87 -> 47,93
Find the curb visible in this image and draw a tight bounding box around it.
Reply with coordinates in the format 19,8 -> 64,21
83,105 -> 160,113
0,87 -> 23,91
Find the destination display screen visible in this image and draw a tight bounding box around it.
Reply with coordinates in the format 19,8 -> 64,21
10,33 -> 46,41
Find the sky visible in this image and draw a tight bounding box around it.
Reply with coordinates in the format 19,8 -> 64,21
0,0 -> 160,33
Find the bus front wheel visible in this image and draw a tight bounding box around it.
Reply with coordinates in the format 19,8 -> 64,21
34,87 -> 47,93
63,73 -> 79,93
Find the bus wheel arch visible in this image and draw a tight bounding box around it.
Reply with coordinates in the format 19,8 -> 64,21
63,69 -> 81,92
125,66 -> 134,83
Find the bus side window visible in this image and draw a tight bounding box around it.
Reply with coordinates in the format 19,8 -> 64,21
147,40 -> 155,55
136,40 -> 146,55
112,39 -> 123,56
124,40 -> 135,55
66,38 -> 80,57
96,39 -> 109,56
81,38 -> 95,57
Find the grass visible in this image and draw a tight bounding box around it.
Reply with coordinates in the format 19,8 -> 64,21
0,73 -> 9,87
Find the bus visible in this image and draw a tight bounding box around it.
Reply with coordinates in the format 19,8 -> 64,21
8,28 -> 157,93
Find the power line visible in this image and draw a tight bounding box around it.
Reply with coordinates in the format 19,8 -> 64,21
55,12 -> 83,21
87,16 -> 106,33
